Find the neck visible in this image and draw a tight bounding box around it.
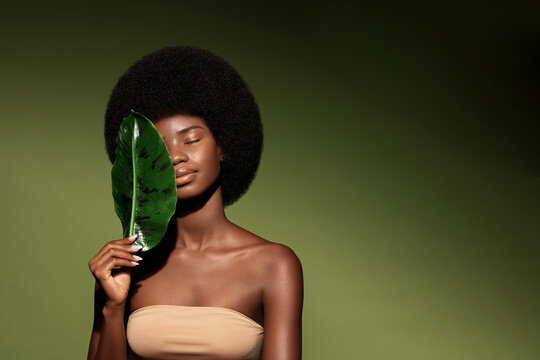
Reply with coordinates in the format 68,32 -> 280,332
173,179 -> 229,251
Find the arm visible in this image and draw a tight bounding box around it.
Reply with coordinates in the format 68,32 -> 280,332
261,244 -> 304,360
87,236 -> 141,360
87,282 -> 129,360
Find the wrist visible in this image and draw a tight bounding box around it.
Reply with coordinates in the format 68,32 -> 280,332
102,302 -> 126,317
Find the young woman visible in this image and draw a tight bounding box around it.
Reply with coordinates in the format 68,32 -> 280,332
87,46 -> 304,360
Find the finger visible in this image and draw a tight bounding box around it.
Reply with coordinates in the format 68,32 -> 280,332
120,235 -> 138,245
123,243 -> 144,253
112,264 -> 137,270
96,246 -> 143,266
104,258 -> 139,272
93,256 -> 138,279
89,245 -> 142,271
90,236 -> 139,264
90,249 -> 141,278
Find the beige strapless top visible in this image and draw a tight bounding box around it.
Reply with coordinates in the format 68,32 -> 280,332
126,305 -> 264,360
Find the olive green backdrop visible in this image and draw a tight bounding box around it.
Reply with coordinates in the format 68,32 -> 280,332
1,1 -> 539,359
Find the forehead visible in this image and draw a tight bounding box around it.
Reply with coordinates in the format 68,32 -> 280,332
153,114 -> 210,137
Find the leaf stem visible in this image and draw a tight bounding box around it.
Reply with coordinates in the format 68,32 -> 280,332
129,121 -> 138,237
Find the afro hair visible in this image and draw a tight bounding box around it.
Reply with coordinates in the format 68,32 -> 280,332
104,46 -> 263,207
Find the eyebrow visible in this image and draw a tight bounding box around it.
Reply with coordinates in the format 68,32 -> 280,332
162,125 -> 203,139
177,125 -> 203,135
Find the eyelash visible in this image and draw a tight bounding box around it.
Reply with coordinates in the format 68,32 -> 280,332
185,139 -> 200,145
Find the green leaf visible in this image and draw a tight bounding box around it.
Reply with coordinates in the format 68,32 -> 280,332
111,110 -> 177,252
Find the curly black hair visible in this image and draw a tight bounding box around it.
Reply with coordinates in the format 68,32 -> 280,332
104,46 -> 263,207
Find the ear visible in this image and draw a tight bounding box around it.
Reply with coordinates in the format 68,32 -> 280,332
218,146 -> 225,161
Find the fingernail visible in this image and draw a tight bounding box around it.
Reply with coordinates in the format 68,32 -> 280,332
133,255 -> 143,261
128,235 -> 137,240
131,261 -> 139,266
130,245 -> 142,251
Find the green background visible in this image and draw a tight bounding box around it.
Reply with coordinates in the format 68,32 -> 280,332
1,1 -> 539,359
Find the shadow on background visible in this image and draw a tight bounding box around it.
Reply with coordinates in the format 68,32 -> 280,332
0,1 -> 539,359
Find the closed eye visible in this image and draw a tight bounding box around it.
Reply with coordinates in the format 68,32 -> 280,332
185,139 -> 200,144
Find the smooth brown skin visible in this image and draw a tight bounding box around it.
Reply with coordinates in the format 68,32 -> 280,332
87,114 -> 304,360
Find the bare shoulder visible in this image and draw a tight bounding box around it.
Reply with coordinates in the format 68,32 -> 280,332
232,225 -> 303,285
258,241 -> 303,274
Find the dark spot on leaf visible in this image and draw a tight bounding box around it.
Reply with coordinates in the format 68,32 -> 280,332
159,163 -> 169,172
138,216 -> 151,220
136,199 -> 149,207
156,211 -> 161,215
162,188 -> 171,194
151,153 -> 163,170
138,147 -> 150,159
138,182 -> 158,194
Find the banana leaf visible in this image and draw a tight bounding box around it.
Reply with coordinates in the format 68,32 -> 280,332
111,110 -> 177,252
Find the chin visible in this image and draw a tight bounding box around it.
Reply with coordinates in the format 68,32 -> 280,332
176,186 -> 197,198
176,182 -> 207,198
175,177 -> 221,205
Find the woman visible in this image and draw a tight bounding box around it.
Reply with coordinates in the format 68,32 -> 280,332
87,46 -> 304,360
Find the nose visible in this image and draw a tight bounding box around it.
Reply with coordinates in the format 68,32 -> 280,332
166,139 -> 189,165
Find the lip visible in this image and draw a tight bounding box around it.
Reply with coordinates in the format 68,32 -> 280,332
175,169 -> 197,186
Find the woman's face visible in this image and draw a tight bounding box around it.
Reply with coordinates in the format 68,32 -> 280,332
154,114 -> 223,201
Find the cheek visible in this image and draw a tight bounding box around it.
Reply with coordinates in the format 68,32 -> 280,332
193,143 -> 221,168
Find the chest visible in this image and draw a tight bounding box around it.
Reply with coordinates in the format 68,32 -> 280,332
128,250 -> 263,318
